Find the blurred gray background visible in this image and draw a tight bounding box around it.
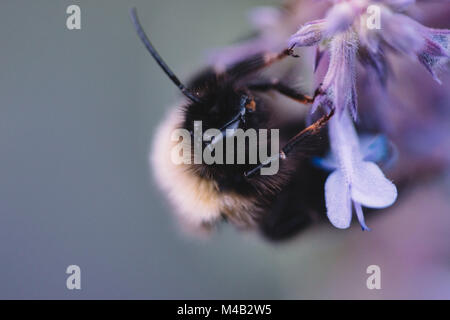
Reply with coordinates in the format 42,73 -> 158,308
0,0 -> 449,299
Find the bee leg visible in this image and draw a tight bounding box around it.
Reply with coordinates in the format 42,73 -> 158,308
219,48 -> 296,80
244,109 -> 335,178
281,108 -> 334,156
248,79 -> 317,104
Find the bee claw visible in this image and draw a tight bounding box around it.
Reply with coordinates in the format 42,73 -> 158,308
287,45 -> 300,58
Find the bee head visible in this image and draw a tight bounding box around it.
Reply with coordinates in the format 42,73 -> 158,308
182,85 -> 266,136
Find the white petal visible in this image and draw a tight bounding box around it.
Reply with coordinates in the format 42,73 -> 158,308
354,202 -> 371,231
351,161 -> 398,208
328,110 -> 361,171
325,170 -> 352,229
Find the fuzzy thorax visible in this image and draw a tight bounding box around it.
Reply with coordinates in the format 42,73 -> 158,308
151,106 -> 260,231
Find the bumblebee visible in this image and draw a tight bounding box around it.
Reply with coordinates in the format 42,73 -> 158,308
131,9 -> 334,241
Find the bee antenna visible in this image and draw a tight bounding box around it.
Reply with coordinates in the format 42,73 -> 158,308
130,8 -> 201,103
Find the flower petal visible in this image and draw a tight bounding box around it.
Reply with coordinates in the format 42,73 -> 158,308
351,161 -> 398,208
325,170 -> 352,229
328,109 -> 361,163
381,11 -> 425,56
417,30 -> 450,84
322,31 -> 358,116
289,19 -> 326,48
324,2 -> 359,36
358,46 -> 389,86
311,92 -> 333,114
314,46 -> 325,72
384,0 -> 416,12
354,202 -> 371,231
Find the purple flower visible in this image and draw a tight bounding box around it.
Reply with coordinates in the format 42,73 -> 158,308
312,30 -> 358,118
208,0 -> 450,231
289,19 -> 327,48
290,0 -> 450,84
288,0 -> 450,229
323,110 -> 397,230
416,27 -> 450,84
380,10 -> 450,83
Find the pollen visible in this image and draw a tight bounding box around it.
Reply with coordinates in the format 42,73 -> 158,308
246,99 -> 256,112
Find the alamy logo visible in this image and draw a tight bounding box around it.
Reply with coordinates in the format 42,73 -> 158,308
364,5 -> 381,30
66,265 -> 81,290
66,5 -> 81,30
171,121 -> 280,176
366,265 -> 381,290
